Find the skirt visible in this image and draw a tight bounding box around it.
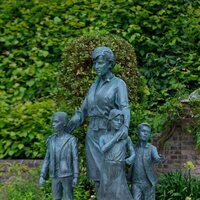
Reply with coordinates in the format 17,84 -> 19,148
97,160 -> 133,200
85,128 -> 106,181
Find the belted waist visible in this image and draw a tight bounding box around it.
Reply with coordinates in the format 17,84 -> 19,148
89,116 -> 108,130
105,160 -> 125,164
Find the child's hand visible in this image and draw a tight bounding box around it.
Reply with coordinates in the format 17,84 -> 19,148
116,126 -> 128,141
66,114 -> 80,133
39,176 -> 46,187
159,154 -> 166,162
72,177 -> 78,187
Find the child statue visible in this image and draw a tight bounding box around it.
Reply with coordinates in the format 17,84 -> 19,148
97,109 -> 135,200
39,112 -> 79,200
130,123 -> 164,200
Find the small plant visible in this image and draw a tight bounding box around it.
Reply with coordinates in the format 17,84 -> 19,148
0,163 -> 92,200
156,162 -> 200,200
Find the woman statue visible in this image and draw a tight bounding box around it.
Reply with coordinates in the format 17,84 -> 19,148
67,46 -> 130,190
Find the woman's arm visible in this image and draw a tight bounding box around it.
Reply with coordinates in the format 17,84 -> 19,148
67,95 -> 88,133
115,79 -> 130,139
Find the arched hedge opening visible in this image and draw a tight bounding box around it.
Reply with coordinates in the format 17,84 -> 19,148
57,34 -> 139,114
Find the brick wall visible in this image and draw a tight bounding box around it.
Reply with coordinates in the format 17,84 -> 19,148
153,120 -> 200,176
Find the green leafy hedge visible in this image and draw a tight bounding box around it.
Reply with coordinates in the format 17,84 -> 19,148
0,98 -> 55,158
0,0 -> 199,158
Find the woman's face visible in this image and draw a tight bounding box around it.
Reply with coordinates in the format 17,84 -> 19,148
93,55 -> 111,77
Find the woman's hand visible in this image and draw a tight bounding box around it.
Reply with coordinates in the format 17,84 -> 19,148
66,114 -> 80,133
72,177 -> 78,187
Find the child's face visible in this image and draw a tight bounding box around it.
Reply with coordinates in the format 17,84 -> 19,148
52,115 -> 64,133
138,125 -> 151,142
111,114 -> 123,131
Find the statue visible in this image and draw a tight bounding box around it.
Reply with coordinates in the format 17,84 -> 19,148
39,112 -> 79,200
97,109 -> 135,200
67,46 -> 130,191
130,123 -> 164,200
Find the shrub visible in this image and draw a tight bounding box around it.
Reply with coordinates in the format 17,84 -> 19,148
57,33 -> 138,109
0,164 -> 92,200
0,98 -> 55,158
156,170 -> 200,200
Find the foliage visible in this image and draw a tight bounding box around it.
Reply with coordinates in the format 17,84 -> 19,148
0,0 -> 199,158
156,169 -> 200,200
0,98 -> 55,158
1,162 -> 200,200
0,0 -> 65,158
0,164 -> 50,200
0,163 -> 93,200
187,99 -> 200,148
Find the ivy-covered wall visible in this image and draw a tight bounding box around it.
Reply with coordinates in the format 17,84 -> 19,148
0,0 -> 199,158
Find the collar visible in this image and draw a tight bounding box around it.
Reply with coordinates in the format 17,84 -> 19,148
136,142 -> 149,148
99,72 -> 114,83
55,132 -> 72,139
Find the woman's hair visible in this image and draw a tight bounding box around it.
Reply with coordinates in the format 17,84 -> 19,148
91,46 -> 115,68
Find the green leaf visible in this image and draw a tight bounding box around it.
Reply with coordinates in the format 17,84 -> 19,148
53,16 -> 62,24
39,50 -> 49,57
18,144 -> 24,149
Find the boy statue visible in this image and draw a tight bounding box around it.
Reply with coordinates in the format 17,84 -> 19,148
39,112 -> 79,200
130,123 -> 164,200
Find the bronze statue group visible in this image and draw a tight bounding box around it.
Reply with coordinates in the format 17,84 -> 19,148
39,47 -> 164,200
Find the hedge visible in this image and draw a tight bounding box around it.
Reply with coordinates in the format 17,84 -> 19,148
0,0 -> 199,158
